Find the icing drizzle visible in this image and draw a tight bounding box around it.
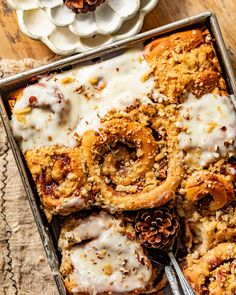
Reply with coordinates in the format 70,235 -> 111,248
59,211 -> 152,294
12,48 -> 155,152
177,93 -> 236,166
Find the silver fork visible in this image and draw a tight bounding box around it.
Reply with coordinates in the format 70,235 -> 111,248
168,251 -> 195,295
150,248 -> 195,295
164,264 -> 181,295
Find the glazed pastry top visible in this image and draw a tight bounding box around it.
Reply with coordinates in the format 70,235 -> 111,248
11,48 -> 155,153
59,211 -> 153,294
177,93 -> 236,166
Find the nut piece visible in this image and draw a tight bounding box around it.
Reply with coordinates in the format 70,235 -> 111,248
103,264 -> 113,276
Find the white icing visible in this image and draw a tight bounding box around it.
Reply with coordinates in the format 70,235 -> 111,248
12,48 -> 155,152
229,166 -> 236,175
59,212 -> 152,294
74,49 -> 154,135
61,213 -> 110,248
12,82 -> 78,152
177,93 -> 236,166
56,197 -> 86,214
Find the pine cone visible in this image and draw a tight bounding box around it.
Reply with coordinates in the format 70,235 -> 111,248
64,0 -> 105,13
135,208 -> 179,249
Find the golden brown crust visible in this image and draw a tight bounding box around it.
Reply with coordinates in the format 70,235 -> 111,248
184,243 -> 236,295
145,29 -> 227,102
25,146 -> 93,215
82,117 -> 183,211
185,171 -> 235,211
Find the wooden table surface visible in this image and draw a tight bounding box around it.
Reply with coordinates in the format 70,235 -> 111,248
1,0 -> 236,69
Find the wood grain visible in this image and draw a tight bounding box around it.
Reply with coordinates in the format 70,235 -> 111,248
0,0 -> 236,71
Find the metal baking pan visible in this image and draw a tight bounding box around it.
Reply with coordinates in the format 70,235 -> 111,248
0,12 -> 236,295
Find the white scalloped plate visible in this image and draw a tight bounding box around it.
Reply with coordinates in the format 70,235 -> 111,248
7,0 -> 158,55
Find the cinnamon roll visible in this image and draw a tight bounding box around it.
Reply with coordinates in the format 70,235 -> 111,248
11,82 -> 76,152
145,29 -> 227,103
59,211 -> 164,294
25,146 -> 93,215
185,206 -> 236,255
82,116 -> 183,211
184,243 -> 236,295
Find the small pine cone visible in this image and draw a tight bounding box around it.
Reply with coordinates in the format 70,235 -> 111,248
65,0 -> 105,13
135,207 -> 179,249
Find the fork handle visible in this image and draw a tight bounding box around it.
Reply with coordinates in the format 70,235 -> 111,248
168,252 -> 195,295
164,265 -> 181,295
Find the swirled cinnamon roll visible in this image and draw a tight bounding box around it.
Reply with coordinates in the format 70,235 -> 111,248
184,243 -> 236,295
59,211 -> 165,294
82,111 -> 183,211
9,82 -> 93,215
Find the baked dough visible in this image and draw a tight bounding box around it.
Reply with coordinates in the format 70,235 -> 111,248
8,27 -> 236,295
185,206 -> 236,255
25,146 -> 93,215
59,211 -> 157,294
82,117 -> 183,211
184,243 -> 236,295
185,171 -> 235,211
145,29 -> 227,103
